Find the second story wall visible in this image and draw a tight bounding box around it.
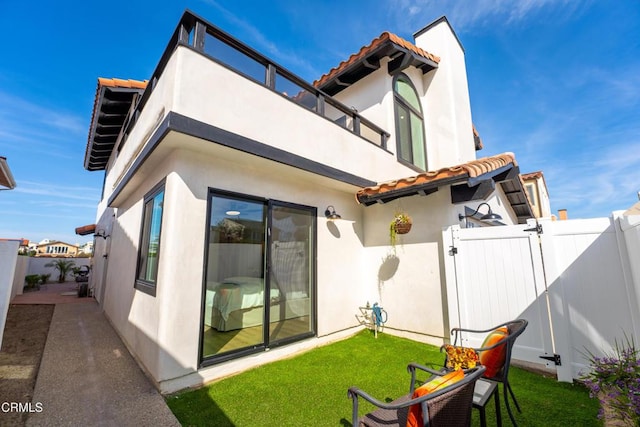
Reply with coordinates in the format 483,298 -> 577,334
414,18 -> 476,168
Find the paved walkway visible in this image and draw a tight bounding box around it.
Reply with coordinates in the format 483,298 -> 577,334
11,282 -> 90,305
19,293 -> 180,426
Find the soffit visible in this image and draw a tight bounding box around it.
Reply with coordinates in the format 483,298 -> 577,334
356,152 -> 535,223
84,78 -> 147,171
314,32 -> 440,96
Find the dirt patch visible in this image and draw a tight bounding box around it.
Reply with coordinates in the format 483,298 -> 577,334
0,304 -> 54,426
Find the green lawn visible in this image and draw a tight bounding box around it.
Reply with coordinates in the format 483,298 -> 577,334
166,331 -> 601,426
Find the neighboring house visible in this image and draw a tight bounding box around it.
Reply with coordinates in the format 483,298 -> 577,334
520,171 -> 551,219
35,241 -> 79,257
624,194 -> 640,216
0,157 -> 16,190
81,11 -> 537,393
78,241 -> 94,255
0,238 -> 29,253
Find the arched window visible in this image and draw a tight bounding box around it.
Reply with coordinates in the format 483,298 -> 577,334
393,74 -> 426,170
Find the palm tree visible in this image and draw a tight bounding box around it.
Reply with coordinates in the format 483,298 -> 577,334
44,259 -> 76,283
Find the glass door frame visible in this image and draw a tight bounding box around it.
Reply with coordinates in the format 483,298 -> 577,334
198,188 -> 317,367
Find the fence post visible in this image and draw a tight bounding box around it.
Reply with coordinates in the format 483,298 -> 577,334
538,219 -> 574,382
614,212 -> 640,344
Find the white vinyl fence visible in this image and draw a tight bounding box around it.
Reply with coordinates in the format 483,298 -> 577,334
443,213 -> 640,382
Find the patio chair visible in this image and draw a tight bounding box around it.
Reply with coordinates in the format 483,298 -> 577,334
348,364 -> 486,426
444,319 -> 528,427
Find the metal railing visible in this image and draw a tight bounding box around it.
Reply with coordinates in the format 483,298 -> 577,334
121,10 -> 389,151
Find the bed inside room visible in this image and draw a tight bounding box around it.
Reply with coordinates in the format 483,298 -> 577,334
203,241 -> 310,332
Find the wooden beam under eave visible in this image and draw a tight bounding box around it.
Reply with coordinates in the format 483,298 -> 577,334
450,179 -> 496,204
387,52 -> 413,75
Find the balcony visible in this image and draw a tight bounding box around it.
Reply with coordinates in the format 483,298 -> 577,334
122,10 -> 389,152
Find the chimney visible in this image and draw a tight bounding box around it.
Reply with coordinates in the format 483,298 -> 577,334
558,209 -> 568,221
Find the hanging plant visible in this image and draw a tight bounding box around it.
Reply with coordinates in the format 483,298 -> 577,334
390,212 -> 412,248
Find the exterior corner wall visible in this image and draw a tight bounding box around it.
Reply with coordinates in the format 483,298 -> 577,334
0,241 -> 19,349
101,152 -> 178,381
11,255 -> 28,298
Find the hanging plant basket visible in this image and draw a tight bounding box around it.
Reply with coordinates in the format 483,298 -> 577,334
390,212 -> 412,250
393,221 -> 412,235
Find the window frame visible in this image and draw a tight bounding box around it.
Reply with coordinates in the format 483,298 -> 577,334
393,73 -> 427,171
134,179 -> 166,296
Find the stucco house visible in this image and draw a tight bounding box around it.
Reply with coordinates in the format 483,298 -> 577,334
81,10 -> 536,393
35,240 -> 79,257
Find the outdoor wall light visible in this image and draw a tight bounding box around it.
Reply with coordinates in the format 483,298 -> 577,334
458,202 -> 502,222
95,229 -> 110,239
324,205 -> 341,220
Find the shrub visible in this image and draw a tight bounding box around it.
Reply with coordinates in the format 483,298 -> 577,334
581,334 -> 640,425
24,274 -> 41,290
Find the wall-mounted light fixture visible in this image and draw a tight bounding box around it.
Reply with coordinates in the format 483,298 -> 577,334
458,202 -> 502,222
95,229 -> 110,239
324,205 -> 341,220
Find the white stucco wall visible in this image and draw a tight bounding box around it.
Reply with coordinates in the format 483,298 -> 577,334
0,241 -> 19,350
101,145 -> 372,387
172,48 -> 416,183
414,19 -> 476,168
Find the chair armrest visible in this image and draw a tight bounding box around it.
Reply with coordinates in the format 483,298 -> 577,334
348,366 -> 486,426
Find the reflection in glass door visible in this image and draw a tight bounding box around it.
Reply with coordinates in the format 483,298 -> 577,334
268,203 -> 315,345
201,194 -> 266,359
200,191 -> 315,363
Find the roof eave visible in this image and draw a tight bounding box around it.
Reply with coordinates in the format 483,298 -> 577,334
0,157 -> 16,189
316,39 -> 439,96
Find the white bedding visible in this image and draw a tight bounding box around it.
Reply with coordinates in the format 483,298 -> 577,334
210,277 -> 269,321
204,276 -> 308,328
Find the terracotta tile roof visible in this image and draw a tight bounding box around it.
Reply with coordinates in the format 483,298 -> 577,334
97,77 -> 148,90
356,152 -> 516,203
75,224 -> 96,236
520,171 -> 543,180
314,32 -> 440,89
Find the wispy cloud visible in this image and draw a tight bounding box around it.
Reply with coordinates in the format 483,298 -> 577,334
0,90 -> 85,161
200,0 -> 321,78
0,91 -> 85,136
13,181 -> 98,203
387,0 -> 591,33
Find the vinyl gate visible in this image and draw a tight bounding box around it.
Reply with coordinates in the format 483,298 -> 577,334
443,216 -> 640,382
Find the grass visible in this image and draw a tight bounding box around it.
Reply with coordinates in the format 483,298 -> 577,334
167,330 -> 601,426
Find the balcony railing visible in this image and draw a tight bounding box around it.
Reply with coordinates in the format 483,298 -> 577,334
121,10 -> 389,152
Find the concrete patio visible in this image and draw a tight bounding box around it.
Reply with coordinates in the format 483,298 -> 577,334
8,284 -> 180,426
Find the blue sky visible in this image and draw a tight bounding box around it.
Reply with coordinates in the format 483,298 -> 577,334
0,0 -> 638,244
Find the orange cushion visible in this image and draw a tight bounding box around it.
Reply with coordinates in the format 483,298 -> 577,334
479,327 -> 509,378
406,369 -> 465,427
444,345 -> 479,371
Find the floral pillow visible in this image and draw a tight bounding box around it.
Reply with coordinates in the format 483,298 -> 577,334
444,344 -> 479,370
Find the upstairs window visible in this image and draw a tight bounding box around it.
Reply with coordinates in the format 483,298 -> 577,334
135,180 -> 165,296
394,74 -> 426,170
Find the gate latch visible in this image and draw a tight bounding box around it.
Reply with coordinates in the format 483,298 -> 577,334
539,353 -> 561,366
448,246 -> 458,256
524,223 -> 543,234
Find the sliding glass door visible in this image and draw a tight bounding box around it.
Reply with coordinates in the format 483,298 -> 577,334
200,190 -> 315,363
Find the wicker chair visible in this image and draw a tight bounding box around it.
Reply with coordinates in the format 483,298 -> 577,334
348,364 -> 486,427
445,319 -> 528,427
